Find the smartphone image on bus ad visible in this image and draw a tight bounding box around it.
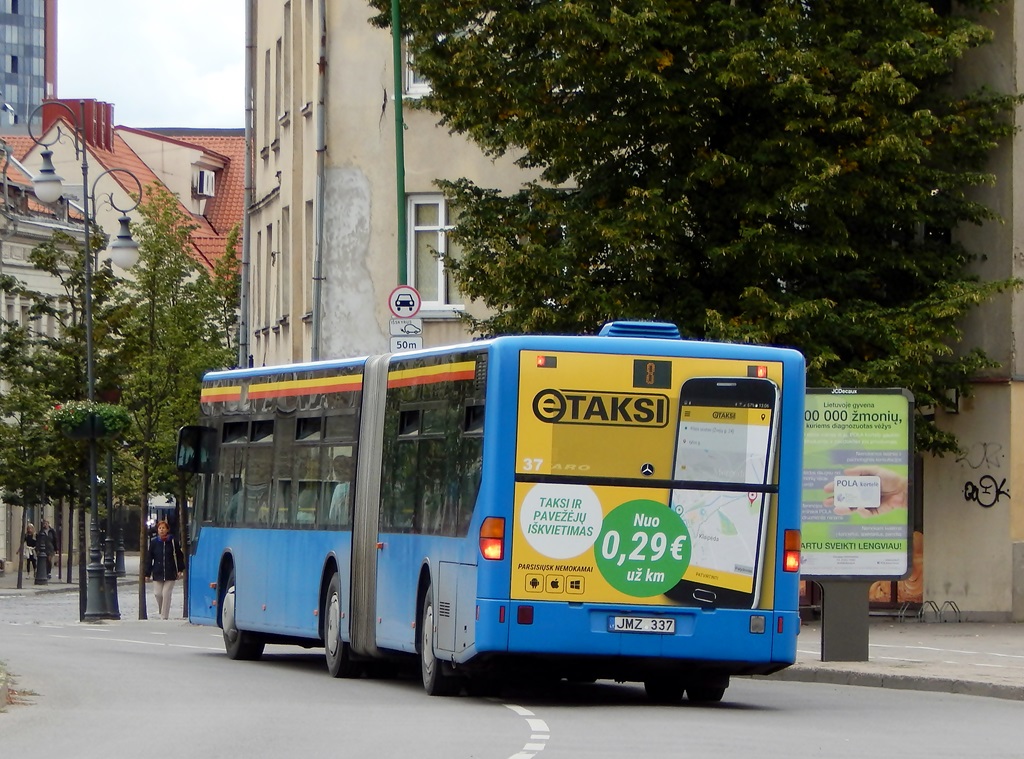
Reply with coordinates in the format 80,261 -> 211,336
665,377 -> 780,609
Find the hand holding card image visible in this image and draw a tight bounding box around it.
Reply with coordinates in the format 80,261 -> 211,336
823,465 -> 908,517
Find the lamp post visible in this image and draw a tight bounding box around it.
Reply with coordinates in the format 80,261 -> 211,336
28,101 -> 141,622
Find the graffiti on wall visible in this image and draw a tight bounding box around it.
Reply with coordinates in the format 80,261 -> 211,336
963,475 -> 1009,508
956,441 -> 1003,470
958,441 -> 1009,508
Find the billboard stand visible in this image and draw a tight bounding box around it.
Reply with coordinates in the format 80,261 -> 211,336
820,581 -> 871,661
801,388 -> 915,665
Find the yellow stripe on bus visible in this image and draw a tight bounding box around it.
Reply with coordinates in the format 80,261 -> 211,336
200,386 -> 242,402
388,361 -> 477,388
247,374 -> 363,399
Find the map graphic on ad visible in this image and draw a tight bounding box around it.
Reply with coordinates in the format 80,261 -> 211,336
670,388 -> 776,594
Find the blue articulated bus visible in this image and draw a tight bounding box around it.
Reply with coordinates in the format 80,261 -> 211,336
177,321 -> 805,702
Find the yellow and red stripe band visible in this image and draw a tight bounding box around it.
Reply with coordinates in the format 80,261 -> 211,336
388,361 -> 476,389
200,385 -> 242,403
248,374 -> 363,399
200,374 -> 363,403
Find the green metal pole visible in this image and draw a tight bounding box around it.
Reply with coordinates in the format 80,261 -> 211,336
391,0 -> 408,285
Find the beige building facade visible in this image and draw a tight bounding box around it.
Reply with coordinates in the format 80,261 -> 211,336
244,0 -> 529,367
246,1 -> 1024,620
920,6 -> 1024,621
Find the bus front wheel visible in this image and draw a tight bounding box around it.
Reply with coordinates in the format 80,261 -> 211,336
420,583 -> 460,696
222,569 -> 265,661
324,573 -> 358,678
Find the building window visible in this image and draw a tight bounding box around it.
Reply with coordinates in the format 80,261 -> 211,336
404,40 -> 431,97
408,195 -> 462,308
193,169 -> 216,197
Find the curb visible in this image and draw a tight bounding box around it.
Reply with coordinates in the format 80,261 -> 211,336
761,665 -> 1024,702
0,577 -> 138,597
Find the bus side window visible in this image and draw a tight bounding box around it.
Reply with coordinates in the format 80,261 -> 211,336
322,444 -> 354,528
417,438 -> 446,534
456,436 -> 483,536
387,441 -> 416,531
217,441 -> 246,526
294,416 -> 323,527
295,445 -> 321,527
245,422 -> 273,526
272,415 -> 296,528
274,480 -> 293,527
414,407 -> 447,534
176,425 -> 217,473
225,476 -> 243,525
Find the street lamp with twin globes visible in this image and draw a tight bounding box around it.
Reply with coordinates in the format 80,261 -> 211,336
29,100 -> 142,621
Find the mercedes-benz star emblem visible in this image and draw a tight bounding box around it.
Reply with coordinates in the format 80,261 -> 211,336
640,463 -> 654,477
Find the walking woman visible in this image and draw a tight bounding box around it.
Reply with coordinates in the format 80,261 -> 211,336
23,523 -> 37,574
144,520 -> 185,619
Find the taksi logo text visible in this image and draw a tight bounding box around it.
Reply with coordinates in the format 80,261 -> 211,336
532,389 -> 670,427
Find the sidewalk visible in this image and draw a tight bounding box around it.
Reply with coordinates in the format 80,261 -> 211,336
0,552 -> 142,595
3,561 -> 1022,701
765,619 -> 1024,700
1,552 -> 146,709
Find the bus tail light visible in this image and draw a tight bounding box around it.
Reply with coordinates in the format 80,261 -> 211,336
479,517 -> 505,561
783,529 -> 801,572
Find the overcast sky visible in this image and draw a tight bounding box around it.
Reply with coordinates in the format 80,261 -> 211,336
57,0 -> 245,129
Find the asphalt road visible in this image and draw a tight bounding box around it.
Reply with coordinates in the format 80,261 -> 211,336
2,586 -> 1022,758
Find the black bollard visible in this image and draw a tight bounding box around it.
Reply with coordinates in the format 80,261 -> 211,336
34,545 -> 49,585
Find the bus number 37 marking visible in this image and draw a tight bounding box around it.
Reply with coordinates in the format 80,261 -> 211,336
522,458 -> 545,472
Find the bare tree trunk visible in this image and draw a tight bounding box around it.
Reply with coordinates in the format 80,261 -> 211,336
65,504 -> 73,584
15,506 -> 26,590
178,471 -> 189,619
138,460 -> 150,620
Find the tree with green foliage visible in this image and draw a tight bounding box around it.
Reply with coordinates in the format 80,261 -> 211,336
0,275 -> 62,586
0,231 -> 128,588
116,184 -> 236,618
212,223 -> 242,357
373,0 -> 1021,453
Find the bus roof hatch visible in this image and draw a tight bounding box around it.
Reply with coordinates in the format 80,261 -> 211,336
598,321 -> 682,340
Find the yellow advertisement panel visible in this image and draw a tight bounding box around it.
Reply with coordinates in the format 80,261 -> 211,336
512,350 -> 783,608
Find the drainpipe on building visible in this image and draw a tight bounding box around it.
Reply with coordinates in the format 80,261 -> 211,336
311,0 -> 328,361
391,0 -> 408,286
239,0 -> 255,368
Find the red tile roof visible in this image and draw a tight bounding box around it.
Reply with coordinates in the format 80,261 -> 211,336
2,118 -> 245,275
179,134 -> 247,238
1,134 -> 35,184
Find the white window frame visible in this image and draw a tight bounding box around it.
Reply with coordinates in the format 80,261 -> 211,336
407,194 -> 462,311
193,168 -> 216,197
404,38 -> 431,97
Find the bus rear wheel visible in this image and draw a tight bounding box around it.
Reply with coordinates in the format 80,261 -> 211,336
420,583 -> 460,696
686,683 -> 727,703
222,569 -> 265,661
324,573 -> 358,678
644,678 -> 685,703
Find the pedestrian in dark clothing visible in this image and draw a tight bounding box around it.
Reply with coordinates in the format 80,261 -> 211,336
38,519 -> 57,578
145,520 -> 185,619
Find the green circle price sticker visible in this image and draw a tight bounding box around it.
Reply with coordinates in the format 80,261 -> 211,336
595,499 -> 691,597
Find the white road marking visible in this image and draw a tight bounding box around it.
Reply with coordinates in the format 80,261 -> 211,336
505,703 -> 551,758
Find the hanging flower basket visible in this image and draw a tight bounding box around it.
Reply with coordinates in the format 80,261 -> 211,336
49,401 -> 132,440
